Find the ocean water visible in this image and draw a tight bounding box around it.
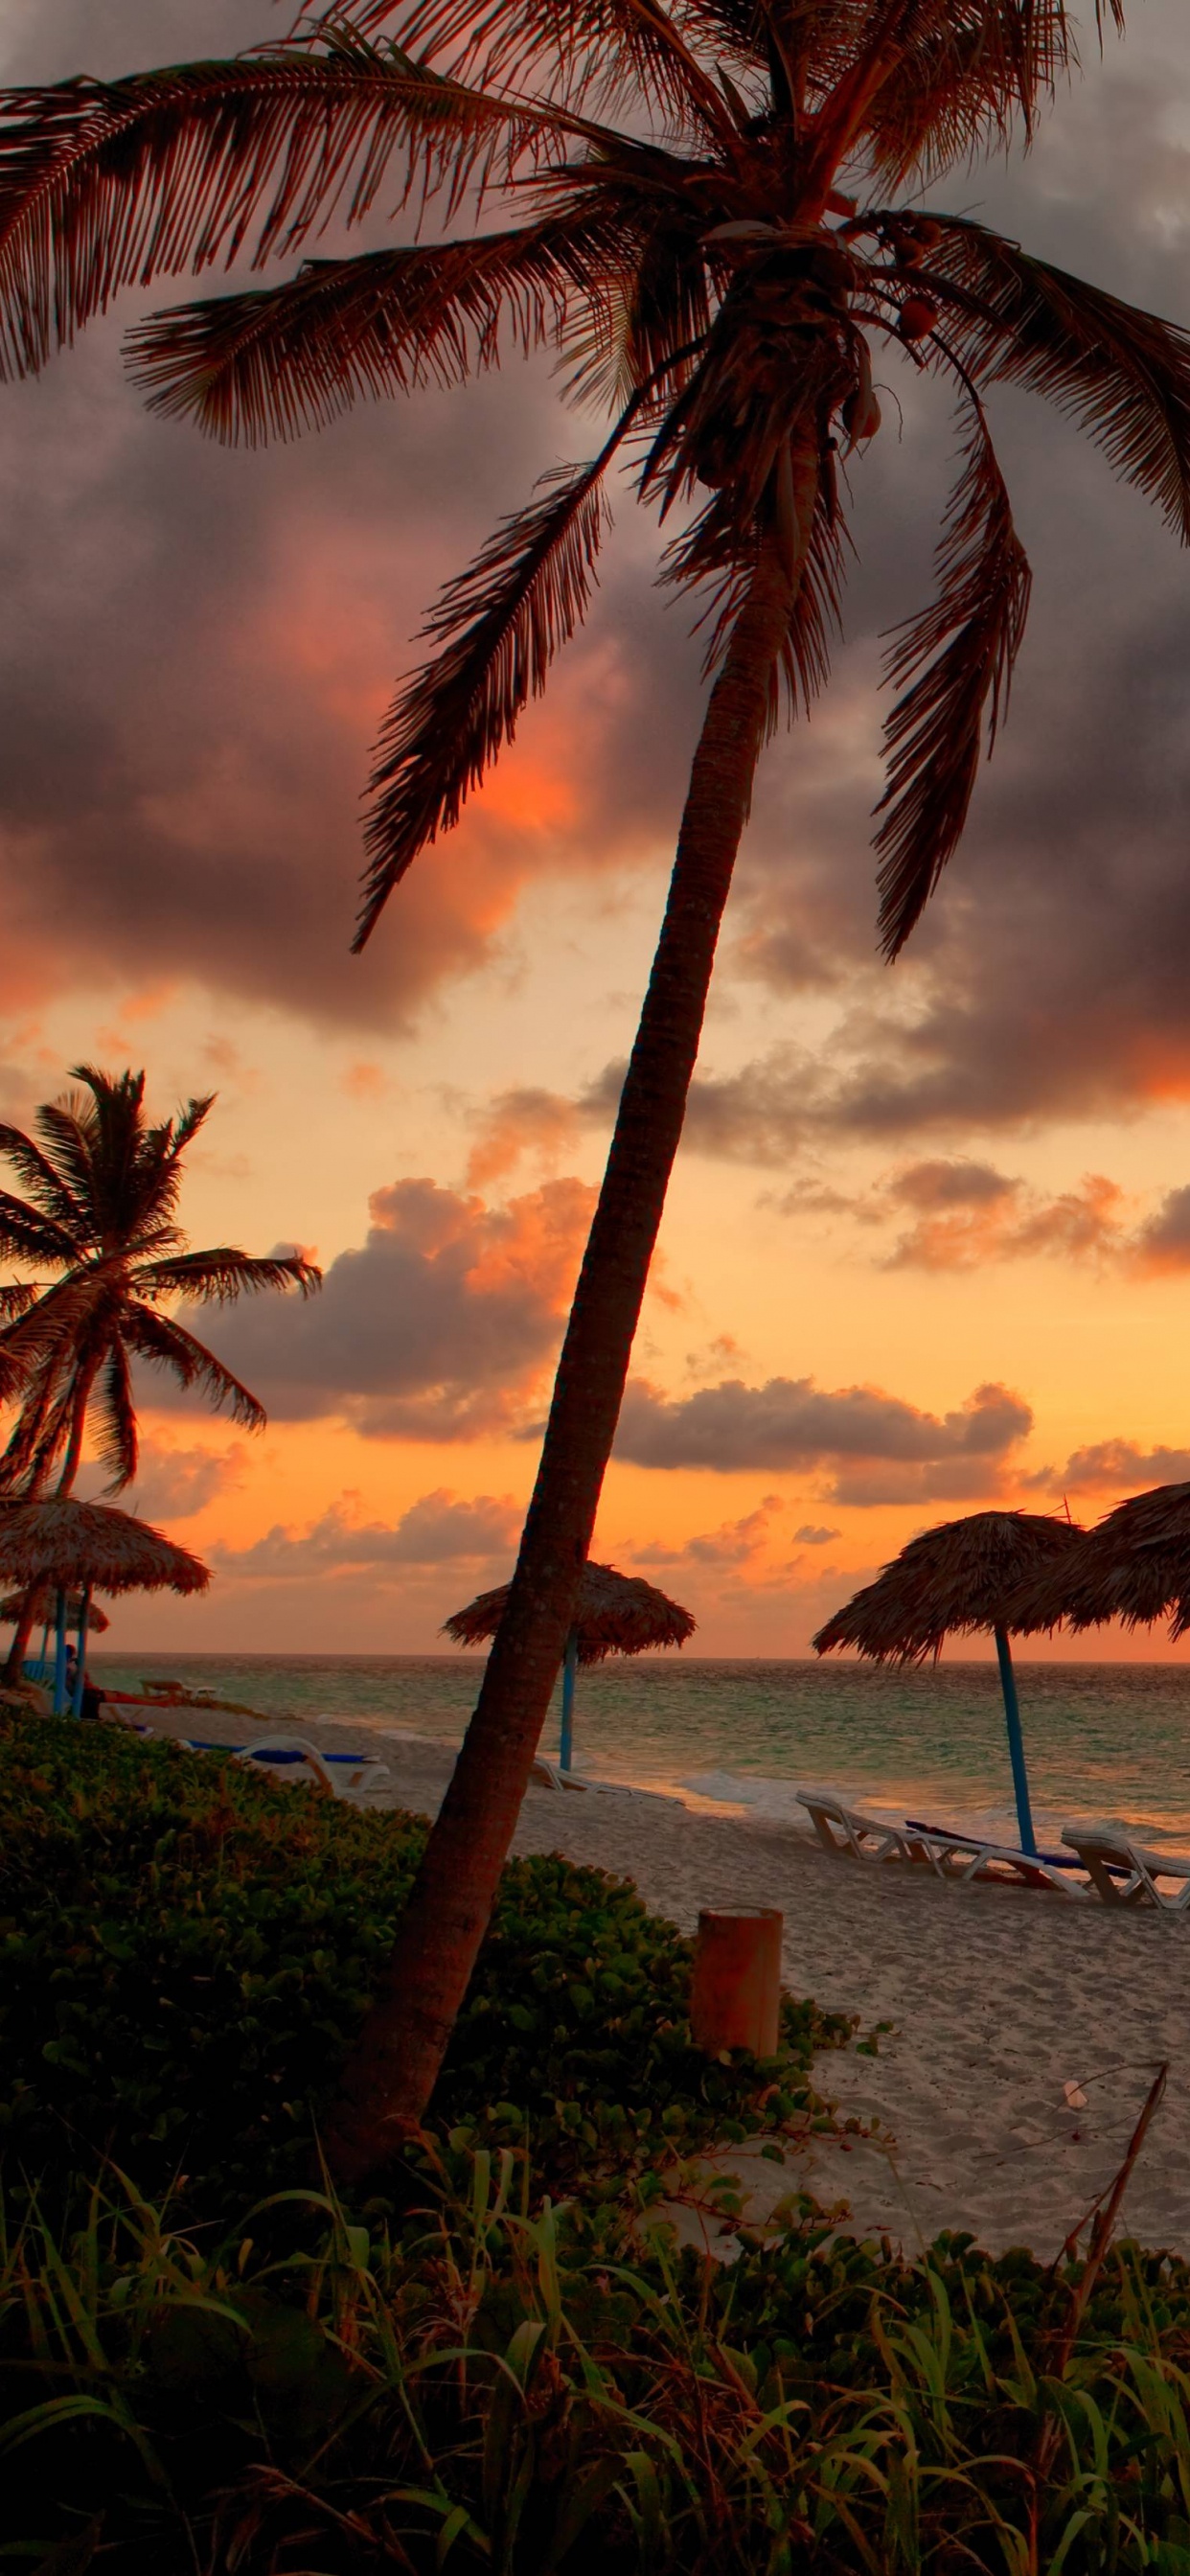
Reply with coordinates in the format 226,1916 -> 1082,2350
89,1651 -> 1190,1851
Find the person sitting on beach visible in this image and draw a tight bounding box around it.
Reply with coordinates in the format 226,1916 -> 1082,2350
63,1643 -> 103,1723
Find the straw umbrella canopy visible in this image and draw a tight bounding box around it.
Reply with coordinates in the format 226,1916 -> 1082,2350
444,1562 -> 696,1771
1,1589 -> 109,1635
1007,1483 -> 1190,1641
812,1510 -> 1086,1855
0,1498 -> 208,1596
0,1497 -> 208,1715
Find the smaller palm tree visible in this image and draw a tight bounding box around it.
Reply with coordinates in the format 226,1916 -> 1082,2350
0,1065 -> 320,1677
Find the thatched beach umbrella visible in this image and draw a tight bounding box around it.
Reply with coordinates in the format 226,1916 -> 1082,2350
0,1589 -> 111,1636
444,1562 -> 696,1772
812,1510 -> 1085,1855
1008,1482 -> 1190,1642
0,1498 -> 208,1717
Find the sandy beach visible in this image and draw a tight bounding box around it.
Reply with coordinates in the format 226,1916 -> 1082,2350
120,1703 -> 1190,2262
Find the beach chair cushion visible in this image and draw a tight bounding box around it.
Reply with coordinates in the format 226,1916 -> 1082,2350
1062,1824 -> 1190,1911
182,1735 -> 390,1799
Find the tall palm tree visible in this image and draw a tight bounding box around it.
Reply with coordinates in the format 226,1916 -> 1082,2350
0,1067 -> 320,1678
1,0 -> 1186,2168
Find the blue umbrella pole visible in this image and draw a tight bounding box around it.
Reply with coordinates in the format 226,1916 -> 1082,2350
994,1623 -> 1037,1855
52,1590 -> 68,1718
71,1588 -> 91,1718
559,1628 -> 579,1772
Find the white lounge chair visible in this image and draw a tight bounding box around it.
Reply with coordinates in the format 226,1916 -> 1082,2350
1061,1823 -> 1190,1911
182,1733 -> 391,1801
797,1789 -> 1086,1897
797,1787 -> 940,1867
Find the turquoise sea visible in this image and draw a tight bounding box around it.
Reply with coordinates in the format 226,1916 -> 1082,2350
89,1652 -> 1190,1852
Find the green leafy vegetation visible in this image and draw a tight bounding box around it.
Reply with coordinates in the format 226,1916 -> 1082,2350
0,1716 -> 839,2217
5,1714 -> 1190,2573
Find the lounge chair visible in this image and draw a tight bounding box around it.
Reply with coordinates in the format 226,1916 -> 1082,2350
182,1733 -> 390,1801
1061,1823 -> 1190,1911
904,1816 -> 1087,1897
797,1789 -> 1086,1897
797,1787 -> 939,1867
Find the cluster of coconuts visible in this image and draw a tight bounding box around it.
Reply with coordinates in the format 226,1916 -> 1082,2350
691,204 -> 947,469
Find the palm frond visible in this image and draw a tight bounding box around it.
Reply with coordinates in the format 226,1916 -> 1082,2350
0,1130 -> 86,1240
857,1 -> 1090,187
32,1100 -> 98,1228
0,39 -> 565,378
126,210 -> 631,444
0,1282 -> 39,1324
137,1247 -> 322,1302
122,1305 -> 268,1431
92,1339 -> 138,1490
316,0 -> 739,131
898,213 -> 1190,540
0,1274 -> 101,1359
0,1191 -> 79,1266
874,383 -> 1031,958
169,1093 -> 217,1156
663,452 -> 844,724
358,412 -> 635,942
0,1381 -> 68,1490
563,197 -> 711,408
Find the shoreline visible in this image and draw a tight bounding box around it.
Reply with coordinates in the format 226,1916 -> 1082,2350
109,1701 -> 1190,2261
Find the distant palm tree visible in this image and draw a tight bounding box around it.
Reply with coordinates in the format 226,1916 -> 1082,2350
1,0 -> 1187,2166
0,1067 -> 319,1678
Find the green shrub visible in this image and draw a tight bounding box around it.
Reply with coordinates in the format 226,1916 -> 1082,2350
0,1716 -> 843,2217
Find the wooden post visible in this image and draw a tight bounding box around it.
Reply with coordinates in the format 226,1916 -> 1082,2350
691,1909 -> 783,2057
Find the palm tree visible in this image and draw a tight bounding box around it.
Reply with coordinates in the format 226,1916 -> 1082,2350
0,1067 -> 320,1678
1,0 -> 1186,2169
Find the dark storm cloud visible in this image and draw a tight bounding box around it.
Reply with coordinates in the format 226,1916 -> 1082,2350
192,1174 -> 592,1438
723,51 -> 1190,1142
6,0 -> 1190,1123
0,0 -> 703,1031
613,1375 -> 1032,1497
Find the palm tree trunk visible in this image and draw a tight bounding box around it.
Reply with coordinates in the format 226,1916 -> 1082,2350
3,1598 -> 38,1688
327,464 -> 820,2183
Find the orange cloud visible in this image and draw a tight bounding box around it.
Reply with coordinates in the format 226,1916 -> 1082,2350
340,1060 -> 389,1102
197,1173 -> 596,1442
467,1086 -> 582,1188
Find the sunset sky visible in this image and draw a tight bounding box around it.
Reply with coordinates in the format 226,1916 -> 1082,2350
5,0 -> 1190,1658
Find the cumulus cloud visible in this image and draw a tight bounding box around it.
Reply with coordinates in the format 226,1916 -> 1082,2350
466,1087 -> 584,1188
631,1496 -> 786,1569
765,1158 -> 1190,1276
198,1176 -> 593,1439
1027,1439 -> 1190,1500
614,1375 -> 1032,1502
1132,1186 -> 1190,1272
216,1487 -> 521,1583
793,1524 -> 841,1544
79,1438 -> 245,1521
